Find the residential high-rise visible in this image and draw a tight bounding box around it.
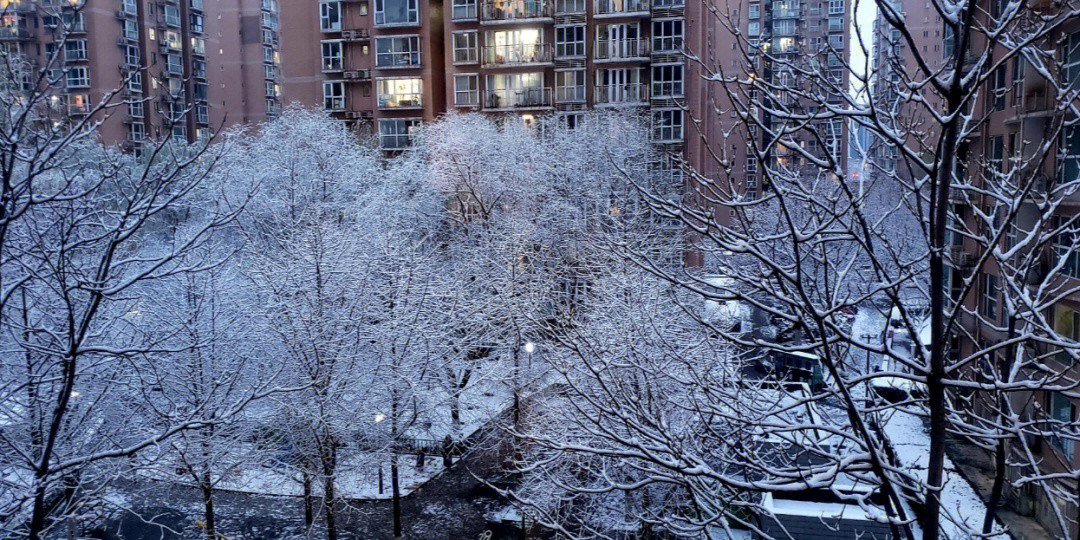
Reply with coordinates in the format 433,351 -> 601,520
0,0 -> 283,148
870,0 -> 1080,535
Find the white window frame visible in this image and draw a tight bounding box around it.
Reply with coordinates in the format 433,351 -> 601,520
376,77 -> 423,109
452,0 -> 477,20
555,69 -> 585,102
379,118 -> 421,149
652,63 -> 683,97
652,109 -> 683,142
375,0 -> 420,26
453,31 -> 478,64
454,73 -> 479,106
375,35 -> 422,67
323,80 -> 346,110
66,66 -> 89,88
652,19 -> 683,53
320,1 -> 342,32
555,25 -> 585,58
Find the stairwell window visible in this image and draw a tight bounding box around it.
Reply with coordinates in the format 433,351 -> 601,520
652,63 -> 683,97
453,31 -> 477,64
454,74 -> 479,106
555,25 -> 585,58
652,109 -> 683,142
981,273 -> 998,320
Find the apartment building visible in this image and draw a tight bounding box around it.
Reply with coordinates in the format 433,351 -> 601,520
0,0 -> 284,147
684,0 -> 851,233
871,0 -> 1080,535
278,0 -> 447,150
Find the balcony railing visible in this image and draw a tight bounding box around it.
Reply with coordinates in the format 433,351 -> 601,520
595,38 -> 649,60
482,43 -> 552,66
484,87 -> 552,109
481,0 -> 553,21
555,86 -> 586,103
595,0 -> 649,14
596,83 -> 648,104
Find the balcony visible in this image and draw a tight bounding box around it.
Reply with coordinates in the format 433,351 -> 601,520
595,83 -> 648,105
595,0 -> 649,15
595,38 -> 649,61
341,29 -> 370,41
482,43 -> 553,66
1007,88 -> 1056,124
481,0 -> 553,23
484,87 -> 552,109
555,86 -> 586,103
0,25 -> 32,40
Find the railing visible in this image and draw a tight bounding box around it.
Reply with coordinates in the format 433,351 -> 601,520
596,83 -> 648,104
482,43 -> 552,65
481,0 -> 553,20
484,87 -> 553,109
595,0 -> 649,14
555,86 -> 586,103
595,38 -> 649,60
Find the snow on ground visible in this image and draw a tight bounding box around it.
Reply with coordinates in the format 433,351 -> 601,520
856,305 -> 1003,539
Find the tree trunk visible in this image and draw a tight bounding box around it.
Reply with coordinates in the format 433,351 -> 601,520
324,472 -> 337,540
303,471 -> 314,529
201,473 -> 216,540
392,453 -> 402,538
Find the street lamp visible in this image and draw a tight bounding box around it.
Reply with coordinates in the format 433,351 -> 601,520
524,341 -> 535,369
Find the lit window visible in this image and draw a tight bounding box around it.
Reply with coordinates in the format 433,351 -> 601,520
377,77 -> 422,108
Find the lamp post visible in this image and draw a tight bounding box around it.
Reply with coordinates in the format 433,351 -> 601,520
525,341 -> 535,370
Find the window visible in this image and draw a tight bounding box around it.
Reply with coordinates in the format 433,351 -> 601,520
63,40 -> 86,61
123,19 -> 139,40
66,94 -> 89,114
320,1 -> 342,31
375,0 -> 419,26
652,0 -> 683,8
1054,305 -> 1079,365
66,66 -> 89,88
485,72 -> 545,107
1050,391 -> 1076,460
596,23 -> 640,59
196,104 -> 209,124
555,70 -> 585,102
323,80 -> 345,110
981,273 -> 998,320
163,30 -> 182,50
828,34 -> 843,49
379,118 -> 421,149
749,3 -> 759,18
321,41 -> 343,71
128,100 -> 144,119
555,25 -> 585,58
652,19 -> 683,53
165,53 -> 183,75
264,80 -> 278,98
164,4 -> 181,26
377,77 -> 422,108
453,31 -> 477,63
190,14 -> 204,32
1053,216 -> 1080,279
192,37 -> 207,56
122,0 -> 137,14
652,109 -> 683,142
773,19 -> 795,35
828,16 -> 843,32
129,122 -> 145,142
987,135 -> 1003,174
171,125 -> 187,144
990,66 -> 1006,111
128,71 -> 143,93
827,0 -> 844,14
484,29 -> 546,65
454,74 -> 479,106
748,21 -> 760,36
375,35 -> 421,67
556,0 -> 585,13
652,63 -> 683,97
453,0 -> 477,19
193,59 -> 207,78
596,67 -> 642,103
